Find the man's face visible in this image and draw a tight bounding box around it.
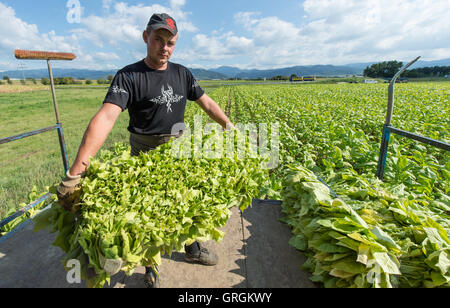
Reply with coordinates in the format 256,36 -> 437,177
144,28 -> 178,68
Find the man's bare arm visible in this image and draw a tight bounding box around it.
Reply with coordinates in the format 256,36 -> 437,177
69,103 -> 122,175
196,94 -> 235,129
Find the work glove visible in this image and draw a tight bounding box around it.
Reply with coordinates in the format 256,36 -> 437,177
56,170 -> 84,213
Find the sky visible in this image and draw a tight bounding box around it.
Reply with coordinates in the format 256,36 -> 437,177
0,0 -> 449,71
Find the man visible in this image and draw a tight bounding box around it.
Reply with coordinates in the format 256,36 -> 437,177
57,13 -> 234,288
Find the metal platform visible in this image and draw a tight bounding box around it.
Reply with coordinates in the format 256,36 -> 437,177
0,199 -> 316,288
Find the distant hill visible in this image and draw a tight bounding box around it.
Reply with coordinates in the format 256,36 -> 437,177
0,68 -> 117,80
0,67 -> 227,81
210,66 -> 245,77
343,58 -> 450,72
1,58 -> 449,80
211,65 -> 361,79
212,59 -> 450,79
190,68 -> 227,80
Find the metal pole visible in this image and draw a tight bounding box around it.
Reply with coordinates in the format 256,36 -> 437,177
47,60 -> 61,123
0,193 -> 52,229
0,194 -> 53,245
390,127 -> 450,151
47,60 -> 69,173
18,63 -> 26,82
385,56 -> 421,126
0,125 -> 59,145
377,56 -> 421,180
376,125 -> 391,180
56,124 -> 70,174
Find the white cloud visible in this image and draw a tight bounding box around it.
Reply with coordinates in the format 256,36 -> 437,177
174,31 -> 254,63
94,52 -> 120,61
188,0 -> 450,68
232,12 -> 311,68
0,0 -> 202,71
73,1 -> 197,50
0,3 -> 79,53
170,0 -> 186,8
0,2 -> 84,70
128,50 -> 146,61
299,0 -> 450,63
1,0 -> 449,71
102,0 -> 113,12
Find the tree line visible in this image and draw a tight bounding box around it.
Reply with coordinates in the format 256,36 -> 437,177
0,75 -> 115,85
403,66 -> 450,78
364,61 -> 450,78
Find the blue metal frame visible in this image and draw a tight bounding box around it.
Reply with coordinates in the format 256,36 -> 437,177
376,56 -> 450,181
0,128 -> 68,238
56,124 -> 70,173
0,124 -> 69,172
0,125 -> 58,144
0,125 -> 67,238
0,56 -> 72,239
0,195 -> 53,245
0,193 -> 52,229
389,127 -> 450,151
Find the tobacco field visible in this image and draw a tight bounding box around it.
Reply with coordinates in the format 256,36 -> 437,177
206,82 -> 449,288
14,81 -> 450,288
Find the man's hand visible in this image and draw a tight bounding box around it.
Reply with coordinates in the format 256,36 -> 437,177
196,94 -> 234,130
225,122 -> 236,131
56,103 -> 121,212
56,170 -> 84,213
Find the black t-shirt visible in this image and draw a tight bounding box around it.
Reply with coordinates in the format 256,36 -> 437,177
103,60 -> 204,135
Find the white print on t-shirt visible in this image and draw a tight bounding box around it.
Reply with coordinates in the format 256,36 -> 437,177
149,84 -> 184,113
110,86 -> 128,94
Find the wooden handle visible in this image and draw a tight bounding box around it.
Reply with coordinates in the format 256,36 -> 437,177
14,49 -> 76,61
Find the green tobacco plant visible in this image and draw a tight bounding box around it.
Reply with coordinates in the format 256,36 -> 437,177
208,83 -> 448,288
33,131 -> 270,288
281,165 -> 449,288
